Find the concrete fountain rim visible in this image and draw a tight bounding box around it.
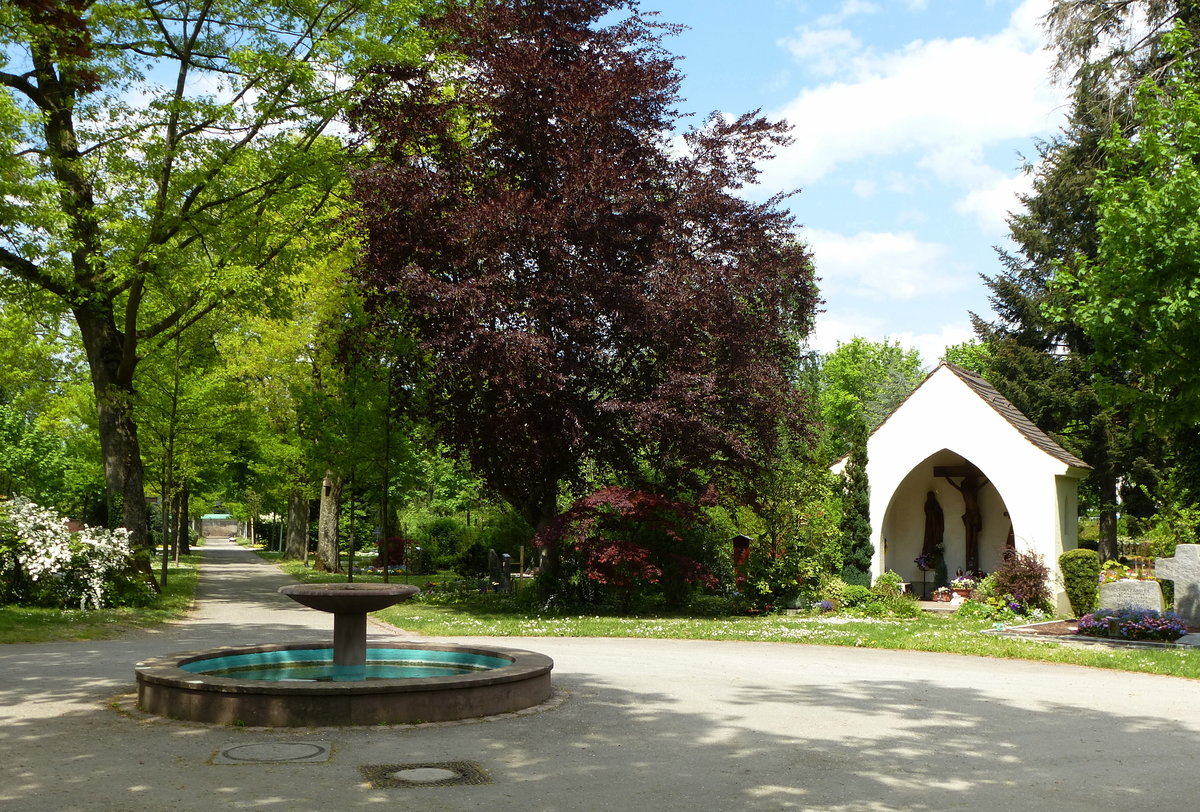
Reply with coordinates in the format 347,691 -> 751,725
135,640 -> 554,697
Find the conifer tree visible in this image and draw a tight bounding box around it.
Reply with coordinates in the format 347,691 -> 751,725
839,421 -> 873,587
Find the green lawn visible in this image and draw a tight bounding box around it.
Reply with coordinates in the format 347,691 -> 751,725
245,544 -> 1200,679
372,597 -> 1200,679
0,554 -> 201,644
8,543 -> 1198,682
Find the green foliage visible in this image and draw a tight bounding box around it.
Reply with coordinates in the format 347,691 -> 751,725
819,574 -> 848,607
1050,25 -> 1200,430
839,421 -> 873,583
841,584 -> 874,608
817,337 -> 924,462
872,570 -> 905,598
1059,547 -> 1101,618
972,572 -> 1001,603
942,340 -> 993,375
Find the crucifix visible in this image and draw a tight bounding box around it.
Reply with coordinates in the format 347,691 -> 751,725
934,463 -> 989,574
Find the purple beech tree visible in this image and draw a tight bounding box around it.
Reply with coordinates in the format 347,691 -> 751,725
352,0 -> 818,590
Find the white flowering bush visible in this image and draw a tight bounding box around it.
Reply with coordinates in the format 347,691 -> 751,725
0,497 -> 149,609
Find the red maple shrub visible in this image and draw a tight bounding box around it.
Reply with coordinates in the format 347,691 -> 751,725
533,487 -> 719,609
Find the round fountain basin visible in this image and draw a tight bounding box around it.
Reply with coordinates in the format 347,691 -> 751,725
135,641 -> 553,727
180,646 -> 510,681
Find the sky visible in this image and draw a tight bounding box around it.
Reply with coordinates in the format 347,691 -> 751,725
638,0 -> 1071,367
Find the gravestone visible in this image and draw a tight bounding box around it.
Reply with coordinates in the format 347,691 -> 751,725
1156,544 -> 1200,628
488,548 -> 502,592
1098,579 -> 1164,614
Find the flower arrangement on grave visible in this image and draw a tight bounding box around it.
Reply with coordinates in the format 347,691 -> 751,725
1076,608 -> 1187,641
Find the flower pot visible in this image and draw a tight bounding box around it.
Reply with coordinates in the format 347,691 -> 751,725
952,588 -> 970,598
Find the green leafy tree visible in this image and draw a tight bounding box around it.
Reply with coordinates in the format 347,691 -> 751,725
1051,25 -> 1200,432
968,2 -> 1200,561
0,0 -> 426,550
942,340 -> 993,376
816,337 -> 924,463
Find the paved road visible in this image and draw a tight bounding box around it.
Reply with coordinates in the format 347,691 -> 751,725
2,537 -> 1199,811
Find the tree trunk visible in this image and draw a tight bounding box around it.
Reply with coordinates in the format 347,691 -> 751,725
285,489 -> 309,560
315,470 -> 343,572
174,483 -> 190,556
524,488 -> 560,600
73,304 -> 158,589
1093,467 -> 1119,563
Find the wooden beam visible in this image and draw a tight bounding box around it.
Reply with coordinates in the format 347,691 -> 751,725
933,464 -> 984,478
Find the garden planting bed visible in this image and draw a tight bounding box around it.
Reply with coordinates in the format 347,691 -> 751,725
989,619 -> 1200,649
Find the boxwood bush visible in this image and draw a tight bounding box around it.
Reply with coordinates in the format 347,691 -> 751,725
1059,548 -> 1100,618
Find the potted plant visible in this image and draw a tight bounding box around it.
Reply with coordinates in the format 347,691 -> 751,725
950,575 -> 975,597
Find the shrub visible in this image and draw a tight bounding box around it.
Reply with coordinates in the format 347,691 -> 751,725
1076,608 -> 1187,642
536,487 -> 719,610
1059,548 -> 1101,618
884,595 -> 922,618
861,600 -> 887,617
993,550 -> 1053,613
819,574 -> 848,607
872,570 -> 904,598
842,584 -> 874,608
972,572 -> 1001,603
0,497 -> 150,609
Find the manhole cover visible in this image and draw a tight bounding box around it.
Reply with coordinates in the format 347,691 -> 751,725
360,761 -> 490,788
213,742 -> 331,764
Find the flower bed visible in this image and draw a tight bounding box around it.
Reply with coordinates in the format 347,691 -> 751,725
1075,608 -> 1187,642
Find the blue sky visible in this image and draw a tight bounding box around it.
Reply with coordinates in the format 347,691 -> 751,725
640,0 -> 1070,366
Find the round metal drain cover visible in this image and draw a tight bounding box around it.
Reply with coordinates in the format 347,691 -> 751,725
216,742 -> 330,764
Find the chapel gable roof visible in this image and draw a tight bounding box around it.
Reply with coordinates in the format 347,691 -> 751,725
926,362 -> 1090,470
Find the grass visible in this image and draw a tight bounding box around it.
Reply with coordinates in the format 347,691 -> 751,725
0,553 -> 201,644
245,543 -> 1200,679
370,592 -> 1200,680
10,540 -> 1199,681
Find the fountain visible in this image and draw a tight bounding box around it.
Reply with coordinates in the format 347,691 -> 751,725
134,582 -> 553,727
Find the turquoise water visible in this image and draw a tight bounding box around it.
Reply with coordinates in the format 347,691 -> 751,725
180,647 -> 509,682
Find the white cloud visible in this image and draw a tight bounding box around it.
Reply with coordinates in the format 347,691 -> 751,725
852,178 -> 877,198
806,309 -> 887,355
764,0 -> 1066,221
807,227 -> 962,301
892,322 -> 977,367
781,28 -> 863,76
808,312 -> 973,368
955,168 -> 1034,232
817,1 -> 882,28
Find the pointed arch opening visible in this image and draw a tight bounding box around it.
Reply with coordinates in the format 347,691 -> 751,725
880,448 -> 1014,598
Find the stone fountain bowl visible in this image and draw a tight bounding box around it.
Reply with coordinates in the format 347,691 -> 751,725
134,641 -> 554,726
278,582 -> 419,613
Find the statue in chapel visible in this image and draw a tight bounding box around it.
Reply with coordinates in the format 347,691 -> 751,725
946,473 -> 988,574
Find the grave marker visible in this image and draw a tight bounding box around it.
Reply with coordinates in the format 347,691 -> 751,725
1155,544 -> 1200,628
